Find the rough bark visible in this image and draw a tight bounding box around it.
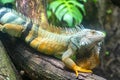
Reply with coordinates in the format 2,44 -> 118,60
0,33 -> 106,80
0,40 -> 22,80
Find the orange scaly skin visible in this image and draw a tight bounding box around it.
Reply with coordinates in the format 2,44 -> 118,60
77,51 -> 100,70
30,36 -> 67,55
0,8 -> 105,76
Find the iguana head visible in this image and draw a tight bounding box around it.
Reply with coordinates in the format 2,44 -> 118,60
71,29 -> 105,57
78,29 -> 105,51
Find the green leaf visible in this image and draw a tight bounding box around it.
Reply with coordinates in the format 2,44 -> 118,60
63,12 -> 73,27
68,0 -> 86,15
56,8 -> 67,21
49,1 -> 63,12
0,0 -> 14,4
73,12 -> 83,24
47,10 -> 52,19
47,0 -> 85,27
70,6 -> 83,24
55,4 -> 66,20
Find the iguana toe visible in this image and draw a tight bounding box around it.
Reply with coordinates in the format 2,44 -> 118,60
73,65 -> 92,76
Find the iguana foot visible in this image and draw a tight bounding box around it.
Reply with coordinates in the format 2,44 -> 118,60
73,65 -> 92,76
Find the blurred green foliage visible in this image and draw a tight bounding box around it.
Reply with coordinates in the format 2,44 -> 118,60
47,0 -> 87,27
105,51 -> 110,55
106,9 -> 112,14
0,0 -> 14,4
92,0 -> 98,3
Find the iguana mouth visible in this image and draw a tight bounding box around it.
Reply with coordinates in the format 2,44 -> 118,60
90,41 -> 103,51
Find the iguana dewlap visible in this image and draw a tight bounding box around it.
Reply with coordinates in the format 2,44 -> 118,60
0,7 -> 105,76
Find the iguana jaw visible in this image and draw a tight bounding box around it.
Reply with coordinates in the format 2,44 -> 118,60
78,29 -> 105,47
87,31 -> 105,52
74,29 -> 105,60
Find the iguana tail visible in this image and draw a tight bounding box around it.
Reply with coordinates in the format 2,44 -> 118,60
0,7 -> 33,38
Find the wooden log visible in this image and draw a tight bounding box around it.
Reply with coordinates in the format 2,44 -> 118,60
1,33 -> 106,80
0,40 -> 22,80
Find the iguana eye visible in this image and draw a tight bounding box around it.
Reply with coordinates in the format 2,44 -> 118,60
91,30 -> 95,34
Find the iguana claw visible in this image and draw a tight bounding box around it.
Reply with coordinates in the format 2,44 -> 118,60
73,65 -> 92,76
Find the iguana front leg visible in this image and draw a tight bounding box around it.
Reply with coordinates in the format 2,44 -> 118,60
62,48 -> 92,76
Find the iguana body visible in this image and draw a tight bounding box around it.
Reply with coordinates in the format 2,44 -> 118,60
0,7 -> 105,76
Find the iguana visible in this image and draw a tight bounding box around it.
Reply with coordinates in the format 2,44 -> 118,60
0,7 -> 105,76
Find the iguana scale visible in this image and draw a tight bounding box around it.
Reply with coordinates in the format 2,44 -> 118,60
0,7 -> 105,76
